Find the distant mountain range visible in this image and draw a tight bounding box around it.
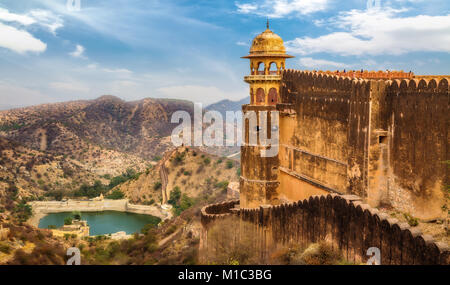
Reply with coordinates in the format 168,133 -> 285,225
206,97 -> 249,117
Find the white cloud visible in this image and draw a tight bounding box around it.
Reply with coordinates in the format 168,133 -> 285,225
286,8 -> 450,56
157,85 -> 246,105
0,8 -> 63,34
0,8 -> 36,25
0,22 -> 46,54
299,57 -> 349,69
69,44 -> 86,58
0,8 -> 63,54
236,41 -> 250,47
28,9 -> 63,34
236,0 -> 329,17
236,3 -> 258,14
102,68 -> 133,74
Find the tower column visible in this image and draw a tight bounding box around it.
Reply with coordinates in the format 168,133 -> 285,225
240,25 -> 294,209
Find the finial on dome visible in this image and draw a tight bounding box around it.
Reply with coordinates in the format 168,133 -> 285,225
266,18 -> 270,29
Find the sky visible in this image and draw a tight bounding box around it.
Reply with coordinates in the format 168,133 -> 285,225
0,0 -> 449,109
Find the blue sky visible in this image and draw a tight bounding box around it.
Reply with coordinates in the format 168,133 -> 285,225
0,0 -> 449,109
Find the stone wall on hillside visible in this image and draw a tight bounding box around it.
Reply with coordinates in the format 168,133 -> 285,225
200,195 -> 449,265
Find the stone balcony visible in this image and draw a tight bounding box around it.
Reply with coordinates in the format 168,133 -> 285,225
244,74 -> 282,83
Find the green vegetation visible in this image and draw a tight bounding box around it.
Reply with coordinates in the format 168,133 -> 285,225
203,157 -> 211,165
106,189 -> 125,200
215,181 -> 229,192
153,181 -> 162,191
13,202 -> 32,222
64,217 -> 73,225
0,242 -> 11,254
168,186 -> 195,216
172,152 -> 185,166
72,211 -> 82,220
226,160 -> 234,169
152,156 -> 162,162
0,122 -> 25,132
140,216 -> 162,235
69,168 -> 140,199
403,213 -> 419,227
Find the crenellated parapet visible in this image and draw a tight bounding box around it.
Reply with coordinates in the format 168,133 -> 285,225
201,194 -> 450,265
309,70 -> 415,80
200,200 -> 240,228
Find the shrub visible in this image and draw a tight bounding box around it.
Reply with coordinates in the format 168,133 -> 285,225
203,157 -> 211,165
153,181 -> 162,190
13,202 -> 32,222
0,242 -> 11,254
64,217 -> 73,225
226,160 -> 233,169
403,213 -> 419,227
107,189 -> 125,200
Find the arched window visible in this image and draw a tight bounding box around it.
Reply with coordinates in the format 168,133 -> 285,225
256,88 -> 265,104
257,62 -> 265,75
268,88 -> 278,105
269,62 -> 278,75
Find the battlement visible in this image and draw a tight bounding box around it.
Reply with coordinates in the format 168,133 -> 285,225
200,195 -> 450,265
303,69 -> 415,80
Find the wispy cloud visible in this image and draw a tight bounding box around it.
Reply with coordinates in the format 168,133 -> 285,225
299,57 -> 349,69
236,0 -> 329,18
286,8 -> 450,56
50,81 -> 90,93
69,44 -> 86,59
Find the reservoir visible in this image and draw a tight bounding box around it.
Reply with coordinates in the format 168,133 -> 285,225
38,211 -> 161,236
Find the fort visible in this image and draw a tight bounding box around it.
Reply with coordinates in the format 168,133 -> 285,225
201,24 -> 449,265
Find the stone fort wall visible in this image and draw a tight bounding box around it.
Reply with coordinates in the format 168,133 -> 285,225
200,195 -> 449,265
277,70 -> 449,219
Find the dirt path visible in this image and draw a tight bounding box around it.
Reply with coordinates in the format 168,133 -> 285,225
158,228 -> 182,247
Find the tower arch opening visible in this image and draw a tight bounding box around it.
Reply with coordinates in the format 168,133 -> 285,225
269,62 -> 278,75
257,62 -> 265,75
268,88 -> 278,105
256,88 -> 265,104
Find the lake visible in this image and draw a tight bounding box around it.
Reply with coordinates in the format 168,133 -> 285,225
38,211 -> 161,236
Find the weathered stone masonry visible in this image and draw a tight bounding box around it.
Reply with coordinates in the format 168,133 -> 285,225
201,195 -> 450,265
278,70 -> 449,219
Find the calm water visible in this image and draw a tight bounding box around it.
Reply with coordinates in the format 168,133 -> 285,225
38,211 -> 159,236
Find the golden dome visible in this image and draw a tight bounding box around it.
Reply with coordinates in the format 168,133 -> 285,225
250,28 -> 286,55
242,25 -> 294,59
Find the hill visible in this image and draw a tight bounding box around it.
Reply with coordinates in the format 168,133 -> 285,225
206,97 -> 249,117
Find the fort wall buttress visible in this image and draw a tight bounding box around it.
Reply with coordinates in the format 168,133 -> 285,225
382,78 -> 449,219
279,70 -> 449,220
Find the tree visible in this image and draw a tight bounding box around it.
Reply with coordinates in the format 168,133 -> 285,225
64,217 -> 73,225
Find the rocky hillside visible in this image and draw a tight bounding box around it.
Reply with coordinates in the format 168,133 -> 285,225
0,96 -> 194,161
114,147 -> 240,207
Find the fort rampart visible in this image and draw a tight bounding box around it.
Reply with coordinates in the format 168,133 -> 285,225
276,70 -> 448,219
200,195 -> 449,265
